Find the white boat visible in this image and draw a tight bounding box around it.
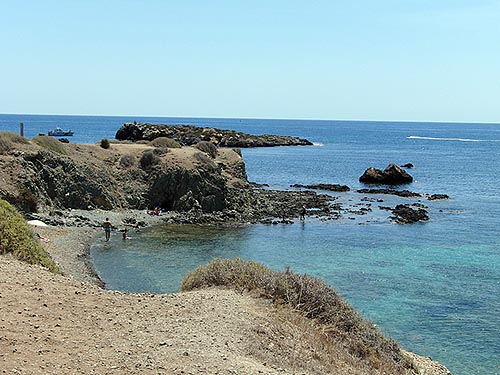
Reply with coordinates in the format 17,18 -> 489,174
48,127 -> 74,136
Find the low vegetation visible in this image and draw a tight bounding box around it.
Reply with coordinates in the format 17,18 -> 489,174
0,199 -> 59,273
182,258 -> 415,373
0,132 -> 30,153
119,153 -> 136,168
195,141 -> 218,158
149,137 -> 181,149
100,138 -> 110,149
139,150 -> 160,170
32,135 -> 67,155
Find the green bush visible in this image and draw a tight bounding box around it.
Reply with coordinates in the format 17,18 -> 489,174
182,258 -> 411,371
194,141 -> 217,158
100,138 -> 110,149
149,137 -> 181,149
32,135 -> 67,155
0,199 -> 59,273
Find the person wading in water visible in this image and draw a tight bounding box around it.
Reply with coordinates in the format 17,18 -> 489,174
103,218 -> 112,242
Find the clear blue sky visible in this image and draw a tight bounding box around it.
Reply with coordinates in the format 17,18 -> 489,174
1,0 -> 499,122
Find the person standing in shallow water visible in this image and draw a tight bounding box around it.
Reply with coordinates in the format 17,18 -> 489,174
300,205 -> 306,221
103,218 -> 112,242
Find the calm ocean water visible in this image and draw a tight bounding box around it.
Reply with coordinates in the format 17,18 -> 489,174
1,114 -> 499,374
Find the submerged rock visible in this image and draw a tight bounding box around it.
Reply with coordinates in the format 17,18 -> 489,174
290,183 -> 350,192
357,189 -> 421,198
391,204 -> 429,224
427,194 -> 450,201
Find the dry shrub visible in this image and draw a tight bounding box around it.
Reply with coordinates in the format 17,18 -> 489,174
119,154 -> 136,168
0,138 -> 11,153
152,147 -> 169,156
182,258 -> 414,373
0,199 -> 59,273
0,131 -> 30,144
193,151 -> 217,169
32,135 -> 67,155
139,150 -> 160,170
0,132 -> 29,153
194,141 -> 217,158
150,137 -> 181,149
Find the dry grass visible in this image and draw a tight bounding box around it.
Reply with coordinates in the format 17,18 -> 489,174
119,153 -> 136,168
32,135 -> 67,155
0,132 -> 30,153
182,258 -> 416,374
194,141 -> 218,158
149,136 -> 181,149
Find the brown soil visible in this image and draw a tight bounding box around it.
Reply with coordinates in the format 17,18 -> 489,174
0,255 -> 450,375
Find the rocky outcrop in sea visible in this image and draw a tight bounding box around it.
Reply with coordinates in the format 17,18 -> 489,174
115,122 -> 314,147
359,164 -> 413,185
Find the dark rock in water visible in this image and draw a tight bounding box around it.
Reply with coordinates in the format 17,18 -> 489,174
427,194 -> 450,201
357,189 -> 421,198
359,164 -> 413,185
391,204 -> 429,224
116,122 -> 313,148
401,163 -> 414,168
290,183 -> 350,192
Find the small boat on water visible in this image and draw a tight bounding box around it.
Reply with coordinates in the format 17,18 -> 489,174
48,127 -> 74,136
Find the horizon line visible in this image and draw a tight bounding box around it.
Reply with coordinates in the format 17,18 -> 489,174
1,112 -> 500,126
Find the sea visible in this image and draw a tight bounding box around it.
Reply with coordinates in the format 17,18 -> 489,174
1,113 -> 499,374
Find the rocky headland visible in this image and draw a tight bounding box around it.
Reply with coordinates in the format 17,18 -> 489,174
0,130 -> 450,228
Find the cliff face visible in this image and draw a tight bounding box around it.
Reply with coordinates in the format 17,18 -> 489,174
0,140 -> 249,214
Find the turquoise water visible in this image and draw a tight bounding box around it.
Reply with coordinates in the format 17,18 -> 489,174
1,114 -> 499,374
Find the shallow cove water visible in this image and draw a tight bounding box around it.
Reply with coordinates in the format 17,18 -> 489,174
1,114 -> 498,374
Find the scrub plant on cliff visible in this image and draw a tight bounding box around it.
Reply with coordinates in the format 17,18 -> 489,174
195,141 -> 218,158
32,135 -> 67,155
182,258 -> 415,373
100,138 -> 110,149
0,199 -> 59,273
0,131 -> 30,154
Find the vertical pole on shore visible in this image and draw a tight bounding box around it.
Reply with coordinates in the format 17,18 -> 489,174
20,122 -> 24,137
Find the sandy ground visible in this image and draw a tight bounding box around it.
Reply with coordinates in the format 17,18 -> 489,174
0,211 -> 452,375
0,255 -> 288,375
